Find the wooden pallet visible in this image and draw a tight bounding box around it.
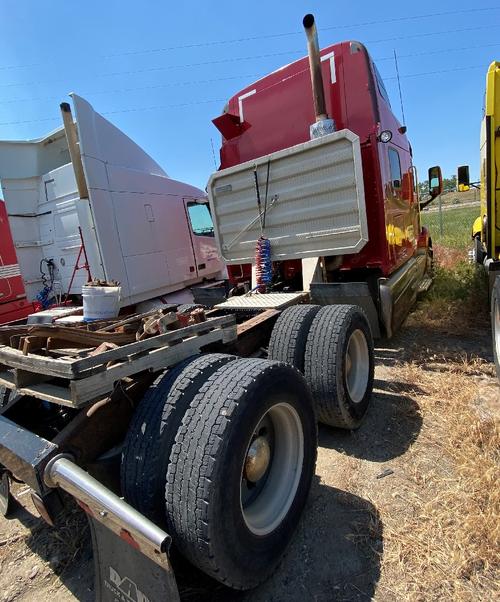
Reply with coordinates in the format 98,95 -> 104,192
0,316 -> 236,408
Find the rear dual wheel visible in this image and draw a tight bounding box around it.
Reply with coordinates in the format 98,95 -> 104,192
268,304 -> 321,372
305,305 -> 374,428
121,356 -> 317,590
166,359 -> 317,589
268,304 -> 374,429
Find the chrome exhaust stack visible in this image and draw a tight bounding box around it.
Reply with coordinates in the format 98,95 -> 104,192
302,14 -> 336,139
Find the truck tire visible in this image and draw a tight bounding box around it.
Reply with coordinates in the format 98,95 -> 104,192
304,305 -> 374,429
121,353 -> 235,526
166,358 -> 317,589
492,276 -> 500,381
268,304 -> 321,372
176,303 -> 204,313
471,235 -> 486,266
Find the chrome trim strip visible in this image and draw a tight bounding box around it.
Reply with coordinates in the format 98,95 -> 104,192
44,456 -> 171,568
0,264 -> 21,278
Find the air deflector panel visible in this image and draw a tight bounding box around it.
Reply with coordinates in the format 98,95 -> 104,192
207,129 -> 368,263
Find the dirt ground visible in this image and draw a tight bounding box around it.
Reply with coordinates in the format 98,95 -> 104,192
0,304 -> 498,601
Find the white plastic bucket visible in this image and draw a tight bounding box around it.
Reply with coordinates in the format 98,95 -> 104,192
82,285 -> 121,322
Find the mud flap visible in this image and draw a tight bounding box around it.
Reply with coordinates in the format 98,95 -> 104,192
89,516 -> 180,602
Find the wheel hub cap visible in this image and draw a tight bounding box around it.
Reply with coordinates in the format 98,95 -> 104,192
245,436 -> 271,482
240,403 -> 304,536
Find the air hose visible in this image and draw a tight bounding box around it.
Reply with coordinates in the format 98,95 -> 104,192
255,236 -> 272,292
254,160 -> 272,292
37,258 -> 56,309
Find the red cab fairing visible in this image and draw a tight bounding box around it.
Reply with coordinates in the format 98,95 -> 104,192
0,200 -> 32,323
214,41 -> 422,279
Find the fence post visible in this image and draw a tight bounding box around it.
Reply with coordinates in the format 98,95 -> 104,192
438,194 -> 443,236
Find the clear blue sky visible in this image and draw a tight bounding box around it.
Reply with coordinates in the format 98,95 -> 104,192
0,1 -> 498,189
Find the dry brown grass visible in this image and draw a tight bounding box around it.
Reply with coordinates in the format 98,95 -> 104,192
371,245 -> 500,600
415,262 -> 489,331
377,355 -> 499,600
432,244 -> 466,269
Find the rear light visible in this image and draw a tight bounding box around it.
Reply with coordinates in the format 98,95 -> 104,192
120,528 -> 140,550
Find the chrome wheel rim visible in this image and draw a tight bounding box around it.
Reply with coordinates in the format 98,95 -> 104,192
240,403 -> 304,536
345,329 -> 370,403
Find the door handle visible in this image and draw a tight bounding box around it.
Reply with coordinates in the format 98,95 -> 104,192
144,204 -> 155,222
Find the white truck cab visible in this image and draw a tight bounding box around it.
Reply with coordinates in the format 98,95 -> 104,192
0,95 -> 223,313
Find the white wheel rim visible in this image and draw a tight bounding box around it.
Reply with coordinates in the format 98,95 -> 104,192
494,294 -> 500,364
345,329 -> 370,404
240,403 -> 304,536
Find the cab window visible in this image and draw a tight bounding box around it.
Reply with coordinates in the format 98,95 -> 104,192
388,148 -> 402,189
187,202 -> 215,237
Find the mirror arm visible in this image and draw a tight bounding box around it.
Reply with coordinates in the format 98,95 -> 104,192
419,195 -> 435,211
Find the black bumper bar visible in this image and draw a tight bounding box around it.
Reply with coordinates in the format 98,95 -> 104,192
0,415 -> 58,494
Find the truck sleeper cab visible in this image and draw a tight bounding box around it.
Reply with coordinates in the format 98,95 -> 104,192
213,39 -> 433,336
0,95 -> 223,323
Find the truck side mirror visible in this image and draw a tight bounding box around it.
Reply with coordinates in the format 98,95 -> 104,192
457,165 -> 470,191
428,166 -> 442,199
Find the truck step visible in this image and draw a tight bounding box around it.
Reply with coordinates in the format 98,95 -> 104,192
418,277 -> 433,293
215,292 -> 308,311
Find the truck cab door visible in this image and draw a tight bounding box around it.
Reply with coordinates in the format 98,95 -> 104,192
386,146 -> 416,266
184,199 -> 222,279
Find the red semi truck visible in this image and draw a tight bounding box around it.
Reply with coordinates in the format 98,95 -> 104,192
212,17 -> 441,337
0,14 -> 443,602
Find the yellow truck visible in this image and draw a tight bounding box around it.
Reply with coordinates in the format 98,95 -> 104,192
458,61 -> 500,380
